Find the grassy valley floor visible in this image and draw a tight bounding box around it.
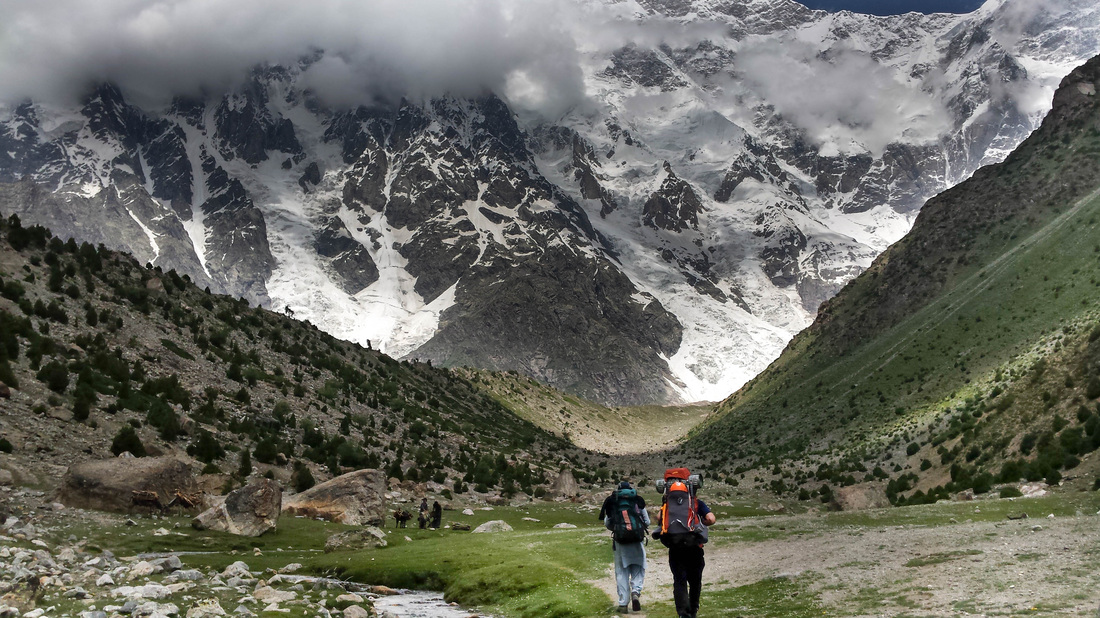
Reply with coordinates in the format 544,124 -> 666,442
8,486 -> 1100,617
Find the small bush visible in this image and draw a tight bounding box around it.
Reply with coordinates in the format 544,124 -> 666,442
110,426 -> 146,457
0,437 -> 13,453
36,360 -> 69,393
998,486 -> 1023,499
293,462 -> 315,493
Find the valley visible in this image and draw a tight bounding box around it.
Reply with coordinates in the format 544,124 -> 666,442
3,2 -> 1100,617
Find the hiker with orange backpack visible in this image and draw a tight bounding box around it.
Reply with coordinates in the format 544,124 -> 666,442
652,468 -> 716,618
604,481 -> 650,613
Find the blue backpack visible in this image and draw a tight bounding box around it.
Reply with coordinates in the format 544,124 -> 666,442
609,488 -> 647,544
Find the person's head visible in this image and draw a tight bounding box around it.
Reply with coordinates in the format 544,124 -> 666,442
618,481 -> 632,490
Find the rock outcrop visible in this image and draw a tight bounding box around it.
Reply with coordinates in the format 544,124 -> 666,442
58,457 -> 195,513
830,483 -> 890,512
549,469 -> 579,498
282,469 -> 386,525
192,478 -> 281,536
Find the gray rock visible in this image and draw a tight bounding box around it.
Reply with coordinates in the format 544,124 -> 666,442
192,479 -> 281,537
151,555 -> 183,573
472,520 -> 513,534
220,562 -> 251,579
324,527 -> 387,552
343,606 -> 370,618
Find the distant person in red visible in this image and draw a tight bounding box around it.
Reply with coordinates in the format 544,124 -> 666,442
652,470 -> 716,618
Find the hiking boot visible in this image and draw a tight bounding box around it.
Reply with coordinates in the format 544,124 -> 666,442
631,592 -> 641,611
617,605 -> 629,614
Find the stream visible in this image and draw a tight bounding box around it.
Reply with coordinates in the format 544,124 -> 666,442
373,590 -> 490,617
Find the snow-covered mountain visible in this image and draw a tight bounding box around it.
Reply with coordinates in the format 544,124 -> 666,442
1,0 -> 1097,405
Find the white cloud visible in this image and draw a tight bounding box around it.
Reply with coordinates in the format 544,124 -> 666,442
0,0 -> 586,116
734,37 -> 952,155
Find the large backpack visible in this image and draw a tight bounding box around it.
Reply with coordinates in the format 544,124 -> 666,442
659,469 -> 708,548
609,488 -> 648,545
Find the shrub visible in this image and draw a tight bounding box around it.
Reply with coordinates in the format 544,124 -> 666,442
238,450 -> 252,478
998,487 -> 1023,499
252,438 -> 279,464
187,429 -> 226,464
36,360 -> 69,393
110,426 -> 146,457
0,438 -> 12,453
1088,377 -> 1100,400
146,400 -> 183,441
293,461 -> 315,493
906,442 -> 920,456
1019,433 -> 1038,455
0,360 -> 17,389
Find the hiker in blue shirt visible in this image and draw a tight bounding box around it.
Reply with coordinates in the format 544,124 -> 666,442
652,472 -> 717,618
604,481 -> 650,613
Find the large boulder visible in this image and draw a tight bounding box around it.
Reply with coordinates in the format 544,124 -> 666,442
192,479 -> 281,536
830,483 -> 890,511
283,469 -> 386,525
59,457 -> 196,513
549,469 -> 579,498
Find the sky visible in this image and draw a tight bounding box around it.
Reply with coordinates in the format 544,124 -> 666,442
798,0 -> 986,15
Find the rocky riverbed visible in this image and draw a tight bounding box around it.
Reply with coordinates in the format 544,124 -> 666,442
0,486 -> 489,618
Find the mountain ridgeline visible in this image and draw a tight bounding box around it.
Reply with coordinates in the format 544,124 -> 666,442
0,216 -> 626,496
1,0 -> 1096,405
690,55 -> 1100,504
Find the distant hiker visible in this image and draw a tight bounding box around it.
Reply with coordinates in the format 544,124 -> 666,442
604,481 -> 650,613
652,469 -> 715,618
431,501 -> 442,529
418,498 -> 429,529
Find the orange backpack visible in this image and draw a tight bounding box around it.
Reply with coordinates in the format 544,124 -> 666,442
658,468 -> 707,548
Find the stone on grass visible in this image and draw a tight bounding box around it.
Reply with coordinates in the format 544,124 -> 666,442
553,523 -> 577,529
253,586 -> 296,603
472,520 -> 512,533
129,561 -> 160,579
324,527 -> 387,552
186,599 -> 227,617
343,606 -> 370,618
221,561 -> 252,579
461,509 -> 474,516
451,522 -> 471,531
192,479 -> 281,537
283,469 -> 386,525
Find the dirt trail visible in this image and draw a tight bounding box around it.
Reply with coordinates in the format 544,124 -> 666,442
594,507 -> 1100,616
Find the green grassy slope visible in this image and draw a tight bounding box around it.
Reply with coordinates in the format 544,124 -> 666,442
687,56 -> 1100,502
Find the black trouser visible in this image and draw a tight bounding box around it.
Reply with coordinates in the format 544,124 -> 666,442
668,545 -> 705,617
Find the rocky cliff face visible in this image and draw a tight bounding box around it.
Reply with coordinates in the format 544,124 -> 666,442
0,0 -> 1097,405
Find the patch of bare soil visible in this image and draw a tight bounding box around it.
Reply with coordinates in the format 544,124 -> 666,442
595,505 -> 1100,616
